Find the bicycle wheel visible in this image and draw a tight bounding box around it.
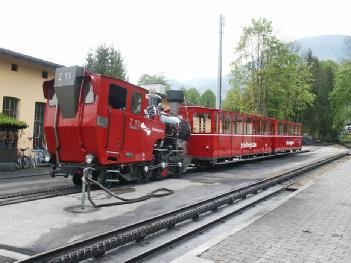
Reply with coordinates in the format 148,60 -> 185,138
23,156 -> 32,168
16,156 -> 23,169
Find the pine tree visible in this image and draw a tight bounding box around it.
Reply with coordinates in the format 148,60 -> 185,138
85,44 -> 127,80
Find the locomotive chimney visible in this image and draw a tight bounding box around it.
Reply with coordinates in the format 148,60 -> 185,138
166,90 -> 184,115
54,66 -> 84,118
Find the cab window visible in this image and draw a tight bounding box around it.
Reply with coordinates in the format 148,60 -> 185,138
109,84 -> 127,110
131,92 -> 142,114
83,80 -> 95,104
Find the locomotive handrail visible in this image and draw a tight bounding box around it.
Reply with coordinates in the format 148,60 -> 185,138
53,103 -> 60,164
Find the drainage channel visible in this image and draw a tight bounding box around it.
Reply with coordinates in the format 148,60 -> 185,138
19,152 -> 348,263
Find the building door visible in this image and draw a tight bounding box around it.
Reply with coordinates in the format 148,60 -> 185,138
33,102 -> 45,149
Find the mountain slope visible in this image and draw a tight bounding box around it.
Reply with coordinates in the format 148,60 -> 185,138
167,35 -> 351,97
295,35 -> 350,62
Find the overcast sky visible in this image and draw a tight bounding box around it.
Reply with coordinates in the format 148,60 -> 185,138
1,0 -> 350,83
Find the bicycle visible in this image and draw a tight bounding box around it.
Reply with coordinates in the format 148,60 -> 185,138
31,146 -> 49,167
16,148 -> 33,169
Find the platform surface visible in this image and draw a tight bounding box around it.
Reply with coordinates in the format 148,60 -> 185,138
0,146 -> 348,262
198,156 -> 351,262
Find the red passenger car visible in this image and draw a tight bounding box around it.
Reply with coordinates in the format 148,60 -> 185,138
179,106 -> 302,166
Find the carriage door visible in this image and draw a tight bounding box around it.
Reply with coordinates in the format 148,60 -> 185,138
106,84 -> 127,155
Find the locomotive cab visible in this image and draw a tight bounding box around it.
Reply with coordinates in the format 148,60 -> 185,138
43,66 -> 189,186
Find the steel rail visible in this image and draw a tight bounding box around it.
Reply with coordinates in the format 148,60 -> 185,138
123,154 -> 349,262
0,185 -> 79,206
19,152 -> 348,263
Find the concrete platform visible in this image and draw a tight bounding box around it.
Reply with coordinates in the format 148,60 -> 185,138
174,152 -> 351,262
0,145 -> 347,262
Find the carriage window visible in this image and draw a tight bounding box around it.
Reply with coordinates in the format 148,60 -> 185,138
193,113 -> 211,133
83,81 -> 95,104
218,113 -> 223,133
109,84 -> 127,110
246,117 -> 253,135
267,121 -> 272,135
233,115 -> 243,134
214,113 -> 218,133
296,125 -> 301,135
255,119 -> 261,135
278,123 -> 283,135
288,125 -> 293,135
131,92 -> 142,114
224,115 -> 231,134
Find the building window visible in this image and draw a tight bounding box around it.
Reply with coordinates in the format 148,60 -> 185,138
2,97 -> 19,119
33,102 -> 46,149
11,64 -> 18,72
42,71 -> 48,79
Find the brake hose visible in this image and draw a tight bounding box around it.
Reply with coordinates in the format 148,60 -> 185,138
86,177 -> 174,207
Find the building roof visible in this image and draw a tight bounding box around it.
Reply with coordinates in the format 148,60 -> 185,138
0,48 -> 63,69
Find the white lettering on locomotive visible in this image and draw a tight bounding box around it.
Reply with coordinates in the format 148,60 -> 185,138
141,122 -> 151,136
286,140 -> 294,146
129,118 -> 141,130
241,142 -> 257,149
151,127 -> 164,133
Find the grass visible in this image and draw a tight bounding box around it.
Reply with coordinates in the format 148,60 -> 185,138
338,133 -> 351,143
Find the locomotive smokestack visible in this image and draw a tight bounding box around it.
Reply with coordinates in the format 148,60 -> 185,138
54,66 -> 84,118
167,90 -> 184,115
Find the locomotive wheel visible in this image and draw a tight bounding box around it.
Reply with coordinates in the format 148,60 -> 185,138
72,172 -> 82,186
97,171 -> 113,188
131,165 -> 153,183
172,166 -> 183,177
154,167 -> 169,180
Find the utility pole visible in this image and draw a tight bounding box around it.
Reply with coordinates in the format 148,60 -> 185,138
216,14 -> 224,110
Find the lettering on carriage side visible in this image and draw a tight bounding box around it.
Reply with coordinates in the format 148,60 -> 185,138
286,140 -> 294,146
241,142 -> 257,149
141,122 -> 151,135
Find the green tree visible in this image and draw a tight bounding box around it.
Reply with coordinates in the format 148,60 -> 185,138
184,88 -> 201,105
224,17 -> 314,120
200,89 -> 216,108
331,62 -> 351,131
303,51 -> 338,139
85,43 -> 127,80
137,74 -> 170,90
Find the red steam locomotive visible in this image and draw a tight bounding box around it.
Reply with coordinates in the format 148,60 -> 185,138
43,66 -> 302,186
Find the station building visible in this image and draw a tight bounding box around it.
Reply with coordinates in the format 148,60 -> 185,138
0,48 -> 62,150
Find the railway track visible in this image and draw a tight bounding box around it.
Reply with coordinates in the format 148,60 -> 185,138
0,149 -> 310,207
0,184 -> 80,206
19,151 -> 349,263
